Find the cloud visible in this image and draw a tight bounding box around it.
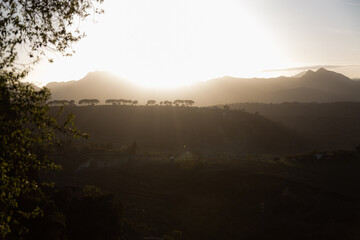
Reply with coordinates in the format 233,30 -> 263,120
263,65 -> 357,72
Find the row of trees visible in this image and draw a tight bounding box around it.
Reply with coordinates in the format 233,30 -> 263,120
78,99 -> 100,106
148,99 -> 195,106
48,100 -> 76,106
48,99 -> 100,106
174,99 -> 195,106
105,99 -> 138,105
106,99 -> 195,106
47,99 -> 195,107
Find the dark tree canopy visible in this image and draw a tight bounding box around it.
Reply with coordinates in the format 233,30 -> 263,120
0,1 -> 103,238
0,0 -> 104,74
147,100 -> 156,106
79,99 -> 100,105
0,73 -> 86,239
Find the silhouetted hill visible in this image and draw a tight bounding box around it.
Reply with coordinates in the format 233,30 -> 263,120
46,72 -> 141,101
298,68 -> 360,99
264,87 -> 344,103
228,102 -> 360,151
45,68 -> 360,105
54,105 -> 308,154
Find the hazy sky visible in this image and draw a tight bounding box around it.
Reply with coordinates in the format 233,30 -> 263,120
25,0 -> 360,88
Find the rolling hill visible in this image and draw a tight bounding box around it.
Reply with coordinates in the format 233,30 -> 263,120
228,102 -> 360,151
54,105 -> 308,154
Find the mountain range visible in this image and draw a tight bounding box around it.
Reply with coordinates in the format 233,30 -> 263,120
44,68 -> 360,106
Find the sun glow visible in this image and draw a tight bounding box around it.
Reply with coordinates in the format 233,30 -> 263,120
26,0 -> 287,88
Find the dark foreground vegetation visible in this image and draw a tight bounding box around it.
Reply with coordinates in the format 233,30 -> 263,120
41,141 -> 360,240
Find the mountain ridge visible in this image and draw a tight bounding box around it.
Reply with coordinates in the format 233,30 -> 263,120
44,68 -> 360,105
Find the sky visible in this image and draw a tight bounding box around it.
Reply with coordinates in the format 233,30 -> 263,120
25,0 -> 360,88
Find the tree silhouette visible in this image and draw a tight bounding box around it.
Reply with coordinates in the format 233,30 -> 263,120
105,99 -> 116,105
48,100 -> 70,106
147,100 -> 156,106
0,1 -> 103,238
92,99 -> 100,105
132,100 -> 138,106
163,100 -> 172,106
173,100 -> 183,106
79,99 -> 88,105
79,99 -> 100,106
185,100 -> 195,107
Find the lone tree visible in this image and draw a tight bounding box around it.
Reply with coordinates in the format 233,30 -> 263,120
0,1 -> 103,239
174,99 -> 184,106
184,100 -> 195,107
105,99 -> 116,105
147,100 -> 156,106
69,100 -> 76,106
164,100 -> 173,106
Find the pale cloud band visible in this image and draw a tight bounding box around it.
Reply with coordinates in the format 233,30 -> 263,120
263,65 -> 358,72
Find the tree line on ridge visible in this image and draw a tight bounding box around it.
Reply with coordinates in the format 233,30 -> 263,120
47,99 -> 195,106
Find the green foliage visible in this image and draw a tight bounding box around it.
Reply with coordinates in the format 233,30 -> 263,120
0,0 -> 103,238
0,0 -> 104,73
0,72 -> 85,239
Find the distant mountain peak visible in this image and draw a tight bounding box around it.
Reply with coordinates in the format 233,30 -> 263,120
300,68 -> 350,80
46,68 -> 360,105
316,67 -> 328,72
300,69 -> 315,78
316,68 -> 340,76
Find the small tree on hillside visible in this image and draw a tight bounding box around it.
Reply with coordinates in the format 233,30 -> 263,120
147,100 -> 156,106
79,99 -> 89,105
89,99 -> 100,105
105,99 -> 116,105
163,100 -> 172,106
184,100 -> 195,107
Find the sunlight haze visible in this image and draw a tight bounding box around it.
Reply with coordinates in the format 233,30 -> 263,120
25,0 -> 360,88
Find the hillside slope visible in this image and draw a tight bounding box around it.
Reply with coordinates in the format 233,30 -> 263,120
229,102 -> 360,150
54,106 -> 308,154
